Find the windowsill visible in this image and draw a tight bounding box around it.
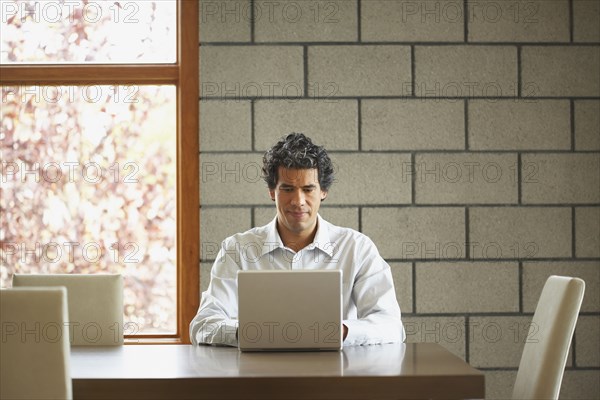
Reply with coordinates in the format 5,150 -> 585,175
125,337 -> 186,345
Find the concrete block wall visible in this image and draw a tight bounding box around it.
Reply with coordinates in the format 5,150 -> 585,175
198,1 -> 600,398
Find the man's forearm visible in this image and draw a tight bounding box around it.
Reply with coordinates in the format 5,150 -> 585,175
191,317 -> 239,346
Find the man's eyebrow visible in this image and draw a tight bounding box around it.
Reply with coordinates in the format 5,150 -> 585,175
278,183 -> 317,189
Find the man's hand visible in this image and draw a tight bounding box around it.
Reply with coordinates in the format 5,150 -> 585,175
343,324 -> 348,340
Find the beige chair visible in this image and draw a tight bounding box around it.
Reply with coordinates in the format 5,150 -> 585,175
13,274 -> 124,345
0,287 -> 72,400
513,275 -> 585,400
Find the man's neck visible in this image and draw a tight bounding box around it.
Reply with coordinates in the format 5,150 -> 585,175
276,222 -> 318,253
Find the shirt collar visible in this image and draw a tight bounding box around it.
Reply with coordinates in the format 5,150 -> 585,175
260,214 -> 335,258
261,217 -> 284,256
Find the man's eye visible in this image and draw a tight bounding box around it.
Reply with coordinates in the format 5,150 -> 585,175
282,187 -> 293,192
304,188 -> 314,192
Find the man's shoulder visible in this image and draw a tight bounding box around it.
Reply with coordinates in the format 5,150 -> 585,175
222,222 -> 271,247
322,218 -> 374,246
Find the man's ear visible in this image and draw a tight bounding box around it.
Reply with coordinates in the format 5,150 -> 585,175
321,191 -> 328,201
269,189 -> 275,201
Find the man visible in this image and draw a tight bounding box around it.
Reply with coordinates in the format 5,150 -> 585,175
190,133 -> 405,346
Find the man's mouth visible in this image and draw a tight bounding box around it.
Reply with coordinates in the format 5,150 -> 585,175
288,211 -> 308,218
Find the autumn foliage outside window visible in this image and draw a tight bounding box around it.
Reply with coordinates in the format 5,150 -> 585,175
0,1 -> 199,339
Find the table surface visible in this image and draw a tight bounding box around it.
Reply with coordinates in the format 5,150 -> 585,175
71,343 -> 485,400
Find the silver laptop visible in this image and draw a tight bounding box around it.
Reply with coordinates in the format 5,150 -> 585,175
237,270 -> 342,352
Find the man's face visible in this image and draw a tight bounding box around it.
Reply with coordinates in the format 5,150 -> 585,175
270,167 -> 327,240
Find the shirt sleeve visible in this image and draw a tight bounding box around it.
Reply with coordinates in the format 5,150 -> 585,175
189,245 -> 240,347
343,237 -> 406,346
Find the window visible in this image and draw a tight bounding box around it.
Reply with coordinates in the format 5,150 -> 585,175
0,0 -> 199,343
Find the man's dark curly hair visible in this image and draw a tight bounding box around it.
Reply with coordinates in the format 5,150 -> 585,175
262,133 -> 334,191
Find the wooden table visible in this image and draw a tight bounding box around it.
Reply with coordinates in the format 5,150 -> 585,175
71,343 -> 484,399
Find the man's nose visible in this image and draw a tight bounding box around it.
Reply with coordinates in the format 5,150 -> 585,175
290,190 -> 305,205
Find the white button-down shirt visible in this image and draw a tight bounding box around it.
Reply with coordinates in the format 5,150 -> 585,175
190,215 -> 405,347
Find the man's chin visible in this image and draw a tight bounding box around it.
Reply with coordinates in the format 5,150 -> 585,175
288,223 -> 308,233
286,220 -> 314,234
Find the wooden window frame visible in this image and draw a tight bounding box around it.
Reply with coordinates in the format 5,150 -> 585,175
0,0 -> 199,344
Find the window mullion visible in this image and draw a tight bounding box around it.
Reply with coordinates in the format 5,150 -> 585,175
0,65 -> 179,85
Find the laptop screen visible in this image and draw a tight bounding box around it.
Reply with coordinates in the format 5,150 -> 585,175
237,270 -> 342,351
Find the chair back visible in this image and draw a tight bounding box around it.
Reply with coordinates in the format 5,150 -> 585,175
13,274 -> 124,345
0,287 -> 72,399
513,275 -> 585,400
